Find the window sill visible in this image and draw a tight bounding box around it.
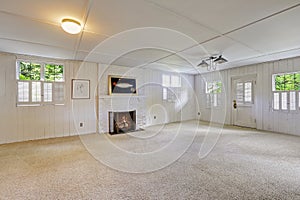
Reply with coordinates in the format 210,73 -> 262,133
17,104 -> 65,107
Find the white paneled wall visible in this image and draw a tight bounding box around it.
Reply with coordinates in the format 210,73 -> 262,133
143,68 -> 196,126
145,69 -> 196,125
0,53 -> 98,144
195,56 -> 300,136
2,51 -> 299,144
98,64 -> 196,133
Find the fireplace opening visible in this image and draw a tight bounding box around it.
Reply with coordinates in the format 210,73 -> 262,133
109,111 -> 136,134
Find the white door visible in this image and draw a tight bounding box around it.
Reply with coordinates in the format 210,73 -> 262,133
232,75 -> 256,128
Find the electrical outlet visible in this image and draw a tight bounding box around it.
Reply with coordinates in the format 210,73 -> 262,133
154,116 -> 156,119
79,122 -> 84,127
198,112 -> 200,115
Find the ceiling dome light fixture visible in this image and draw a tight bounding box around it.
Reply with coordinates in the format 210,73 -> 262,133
61,18 -> 82,34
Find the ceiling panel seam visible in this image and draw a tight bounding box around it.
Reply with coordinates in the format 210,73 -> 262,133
224,3 -> 300,36
0,37 -> 75,52
0,10 -> 58,27
140,0 -> 300,66
142,0 -> 238,42
74,0 -> 94,59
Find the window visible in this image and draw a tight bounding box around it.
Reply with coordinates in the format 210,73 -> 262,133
205,81 -> 222,107
18,82 -> 29,102
171,75 -> 181,87
244,82 -> 252,103
16,61 -> 65,106
162,74 -> 170,87
281,92 -> 288,110
290,91 -> 296,111
273,93 -> 280,110
299,91 -> 300,109
236,83 -> 244,102
272,72 -> 300,111
162,74 -> 181,102
235,81 -> 253,104
162,87 -> 167,100
273,73 -> 300,91
206,81 -> 222,94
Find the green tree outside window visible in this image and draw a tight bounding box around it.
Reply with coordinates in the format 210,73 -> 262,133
207,81 -> 222,94
275,73 -> 300,91
19,62 -> 41,80
45,64 -> 64,82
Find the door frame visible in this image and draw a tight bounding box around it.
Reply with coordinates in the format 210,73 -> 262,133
230,74 -> 257,128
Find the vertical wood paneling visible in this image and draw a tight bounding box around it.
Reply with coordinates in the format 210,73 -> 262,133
294,57 -> 300,136
17,108 -> 24,142
0,54 -> 98,144
70,61 -> 97,135
287,59 -> 296,135
2,51 -> 300,144
54,106 -> 65,137
34,106 -> 45,140
262,62 -> 271,131
196,56 -> 300,136
256,64 -> 263,130
21,107 -> 34,140
277,60 -> 288,134
0,66 -> 5,97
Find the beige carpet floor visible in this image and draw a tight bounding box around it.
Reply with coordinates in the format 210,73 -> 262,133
0,120 -> 300,200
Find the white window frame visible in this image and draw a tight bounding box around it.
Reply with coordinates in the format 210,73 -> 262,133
16,60 -> 65,106
272,91 -> 299,112
272,72 -> 300,112
235,81 -> 254,105
205,80 -> 223,108
162,74 -> 181,102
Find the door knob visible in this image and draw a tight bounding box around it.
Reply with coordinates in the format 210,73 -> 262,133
233,100 -> 237,109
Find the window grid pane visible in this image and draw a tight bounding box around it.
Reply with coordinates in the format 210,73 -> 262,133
213,93 -> 218,107
32,82 -> 41,102
171,75 -> 181,87
162,74 -> 181,102
44,83 -> 53,102
290,91 -> 296,110
273,93 -> 280,110
53,83 -> 65,102
163,87 -> 167,100
206,82 -> 213,94
162,75 -> 170,87
281,92 -> 288,110
236,83 -> 244,103
244,82 -> 252,103
18,82 -> 29,102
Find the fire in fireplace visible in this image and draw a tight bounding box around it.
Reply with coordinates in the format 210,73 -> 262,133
109,111 -> 136,134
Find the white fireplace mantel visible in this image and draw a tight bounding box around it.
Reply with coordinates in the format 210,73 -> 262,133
99,95 -> 146,99
99,95 -> 146,133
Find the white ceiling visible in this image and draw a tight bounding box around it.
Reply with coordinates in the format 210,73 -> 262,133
0,0 -> 300,74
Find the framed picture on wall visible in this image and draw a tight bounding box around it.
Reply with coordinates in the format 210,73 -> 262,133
72,79 -> 90,99
108,75 -> 137,95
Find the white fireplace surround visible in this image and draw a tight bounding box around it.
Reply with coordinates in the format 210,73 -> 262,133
99,95 -> 146,133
